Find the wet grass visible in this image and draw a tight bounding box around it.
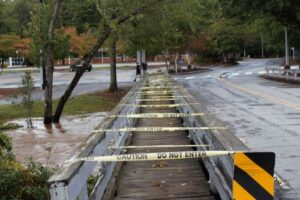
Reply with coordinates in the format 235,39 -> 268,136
0,91 -> 127,129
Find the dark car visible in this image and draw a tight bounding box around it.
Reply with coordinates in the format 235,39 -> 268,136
70,61 -> 92,72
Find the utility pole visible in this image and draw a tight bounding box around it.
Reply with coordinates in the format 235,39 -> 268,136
38,0 -> 46,89
175,53 -> 178,73
285,26 -> 290,69
261,35 -> 264,58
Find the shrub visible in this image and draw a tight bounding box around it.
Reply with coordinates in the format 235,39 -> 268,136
12,71 -> 35,128
0,132 -> 53,200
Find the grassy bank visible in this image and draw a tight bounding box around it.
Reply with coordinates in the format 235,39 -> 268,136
0,88 -> 130,128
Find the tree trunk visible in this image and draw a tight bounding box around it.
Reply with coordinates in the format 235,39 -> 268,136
109,35 -> 118,92
52,26 -> 111,123
44,0 -> 62,124
52,0 -> 164,123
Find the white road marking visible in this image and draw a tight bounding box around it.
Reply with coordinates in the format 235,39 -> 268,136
245,72 -> 253,75
258,71 -> 266,74
280,65 -> 299,70
185,76 -> 195,80
232,73 -> 239,76
205,75 -> 211,78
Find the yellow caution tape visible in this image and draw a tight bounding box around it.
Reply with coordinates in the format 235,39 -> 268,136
148,81 -> 173,84
110,112 -> 205,118
148,81 -> 170,84
142,88 -> 174,90
108,144 -> 210,149
135,98 -> 176,101
68,151 -> 236,163
124,96 -> 189,100
148,78 -> 170,81
92,126 -> 227,133
141,89 -> 173,92
119,103 -> 200,108
145,85 -> 175,88
131,91 -> 174,94
148,76 -> 162,77
147,84 -> 174,87
144,96 -> 189,98
141,86 -> 179,89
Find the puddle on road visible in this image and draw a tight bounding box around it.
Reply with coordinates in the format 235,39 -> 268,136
5,112 -> 107,168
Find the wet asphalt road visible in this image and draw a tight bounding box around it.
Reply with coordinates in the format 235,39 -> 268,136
0,67 -> 162,105
174,59 -> 300,199
0,68 -> 137,89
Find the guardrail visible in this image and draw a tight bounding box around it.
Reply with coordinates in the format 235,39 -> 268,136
47,80 -> 145,200
264,67 -> 300,83
172,79 -> 283,200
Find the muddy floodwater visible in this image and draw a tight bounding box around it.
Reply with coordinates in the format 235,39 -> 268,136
5,112 -> 107,168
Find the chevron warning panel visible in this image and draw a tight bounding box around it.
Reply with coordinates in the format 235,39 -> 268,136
233,152 -> 276,200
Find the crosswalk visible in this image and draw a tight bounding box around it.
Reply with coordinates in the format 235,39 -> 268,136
176,70 -> 267,81
229,70 -> 266,77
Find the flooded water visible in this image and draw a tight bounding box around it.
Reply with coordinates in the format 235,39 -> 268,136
5,112 -> 107,168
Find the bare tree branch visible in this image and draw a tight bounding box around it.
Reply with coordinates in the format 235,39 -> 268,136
117,0 -> 164,24
53,0 -> 165,122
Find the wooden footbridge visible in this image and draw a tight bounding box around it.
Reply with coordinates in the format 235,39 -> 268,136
48,73 -> 278,200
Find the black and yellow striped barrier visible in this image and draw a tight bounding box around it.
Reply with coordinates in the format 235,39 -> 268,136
233,152 -> 275,200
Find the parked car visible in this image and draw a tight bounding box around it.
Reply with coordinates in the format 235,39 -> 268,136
70,61 -> 92,72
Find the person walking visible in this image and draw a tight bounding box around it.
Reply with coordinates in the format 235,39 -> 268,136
134,62 -> 141,81
142,62 -> 148,75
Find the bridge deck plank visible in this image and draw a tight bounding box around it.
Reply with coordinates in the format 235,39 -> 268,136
112,88 -> 215,199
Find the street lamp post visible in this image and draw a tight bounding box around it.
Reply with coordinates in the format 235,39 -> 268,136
16,50 -> 19,67
284,26 -> 290,69
261,35 -> 264,58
